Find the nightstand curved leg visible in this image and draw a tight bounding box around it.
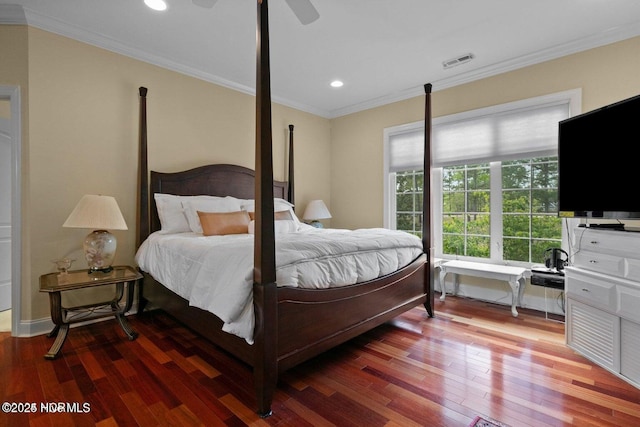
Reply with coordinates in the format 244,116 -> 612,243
116,313 -> 138,340
47,324 -> 60,338
116,280 -> 138,340
45,324 -> 69,359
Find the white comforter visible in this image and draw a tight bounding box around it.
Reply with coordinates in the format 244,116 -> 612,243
135,227 -> 424,343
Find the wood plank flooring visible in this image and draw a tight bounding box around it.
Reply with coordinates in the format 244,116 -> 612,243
2,295 -> 640,426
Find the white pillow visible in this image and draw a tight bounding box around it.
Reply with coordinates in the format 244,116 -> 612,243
183,196 -> 243,234
240,198 -> 300,224
248,219 -> 298,235
154,193 -> 191,234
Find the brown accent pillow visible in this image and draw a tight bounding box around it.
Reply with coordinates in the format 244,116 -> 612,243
197,210 -> 250,236
247,210 -> 293,221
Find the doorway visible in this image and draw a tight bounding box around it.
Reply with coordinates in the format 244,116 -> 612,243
0,86 -> 21,336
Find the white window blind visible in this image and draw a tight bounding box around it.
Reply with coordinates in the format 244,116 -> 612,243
388,101 -> 570,171
388,130 -> 426,172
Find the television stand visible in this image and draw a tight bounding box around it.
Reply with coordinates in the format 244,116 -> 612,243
566,227 -> 640,390
579,223 -> 625,231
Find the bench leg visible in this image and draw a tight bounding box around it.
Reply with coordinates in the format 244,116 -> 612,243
517,277 -> 526,306
440,272 -> 461,302
453,273 -> 460,296
439,270 -> 447,301
508,278 -> 520,317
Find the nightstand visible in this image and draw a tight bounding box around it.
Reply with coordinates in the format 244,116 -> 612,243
39,265 -> 142,359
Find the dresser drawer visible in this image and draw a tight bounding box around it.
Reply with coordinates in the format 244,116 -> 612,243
565,268 -> 616,311
627,257 -> 640,282
573,227 -> 639,258
618,283 -> 640,324
573,250 -> 625,277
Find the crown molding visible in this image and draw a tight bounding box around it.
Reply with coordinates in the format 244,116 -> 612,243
5,5 -> 640,119
0,4 -> 26,24
6,5 -> 330,118
328,23 -> 640,118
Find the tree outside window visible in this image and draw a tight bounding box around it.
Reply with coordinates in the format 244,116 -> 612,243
442,164 -> 491,258
396,157 -> 562,264
502,157 -> 561,263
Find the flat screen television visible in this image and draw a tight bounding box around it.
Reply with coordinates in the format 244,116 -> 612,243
558,93 -> 640,220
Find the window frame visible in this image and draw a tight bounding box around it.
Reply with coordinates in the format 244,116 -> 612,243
383,89 -> 582,266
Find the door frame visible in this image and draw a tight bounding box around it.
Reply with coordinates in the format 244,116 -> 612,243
0,85 -> 22,336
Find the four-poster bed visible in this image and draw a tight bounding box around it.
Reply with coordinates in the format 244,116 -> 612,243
135,0 -> 434,417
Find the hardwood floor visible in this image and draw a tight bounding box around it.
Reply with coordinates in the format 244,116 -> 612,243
2,295 -> 640,427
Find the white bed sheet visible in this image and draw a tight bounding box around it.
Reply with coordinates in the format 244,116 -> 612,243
135,226 -> 424,344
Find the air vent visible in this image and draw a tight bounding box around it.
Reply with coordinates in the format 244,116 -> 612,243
442,53 -> 475,69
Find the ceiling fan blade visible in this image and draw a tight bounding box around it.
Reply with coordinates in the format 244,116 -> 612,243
192,0 -> 319,25
284,0 -> 319,25
192,0 -> 218,8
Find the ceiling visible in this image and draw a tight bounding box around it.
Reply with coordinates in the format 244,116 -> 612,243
2,0 -> 640,118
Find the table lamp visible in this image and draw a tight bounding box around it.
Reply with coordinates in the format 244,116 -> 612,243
302,200 -> 331,228
63,195 -> 128,273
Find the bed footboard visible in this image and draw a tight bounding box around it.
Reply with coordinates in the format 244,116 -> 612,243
275,254 -> 428,372
138,253 -> 429,415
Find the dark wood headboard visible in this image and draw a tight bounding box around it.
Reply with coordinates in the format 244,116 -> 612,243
149,163 -> 288,235
136,87 -> 295,245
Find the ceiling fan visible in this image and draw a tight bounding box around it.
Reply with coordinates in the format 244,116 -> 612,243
192,0 -> 319,25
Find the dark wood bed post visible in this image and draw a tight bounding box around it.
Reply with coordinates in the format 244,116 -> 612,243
423,83 -> 435,317
287,124 -> 295,208
253,0 -> 278,418
137,87 -> 149,250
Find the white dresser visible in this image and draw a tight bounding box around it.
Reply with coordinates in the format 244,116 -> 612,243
565,227 -> 640,388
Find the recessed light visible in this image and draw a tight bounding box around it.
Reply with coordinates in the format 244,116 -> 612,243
330,80 -> 344,88
144,0 -> 167,11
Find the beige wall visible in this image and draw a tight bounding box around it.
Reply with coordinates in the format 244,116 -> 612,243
1,26 -> 331,322
330,36 -> 640,229
3,23 -> 640,324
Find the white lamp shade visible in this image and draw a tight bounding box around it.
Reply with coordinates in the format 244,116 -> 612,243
63,195 -> 128,230
303,200 -> 332,221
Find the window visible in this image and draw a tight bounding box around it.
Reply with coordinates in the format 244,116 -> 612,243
502,157 -> 561,263
384,90 -> 580,265
442,163 -> 491,258
441,157 -> 560,262
395,170 -> 423,237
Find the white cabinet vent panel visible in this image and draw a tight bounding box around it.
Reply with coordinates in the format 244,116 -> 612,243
621,319 -> 640,386
568,300 -> 618,371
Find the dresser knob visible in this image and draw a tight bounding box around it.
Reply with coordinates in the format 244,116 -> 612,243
582,288 -> 590,292
589,260 -> 597,263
